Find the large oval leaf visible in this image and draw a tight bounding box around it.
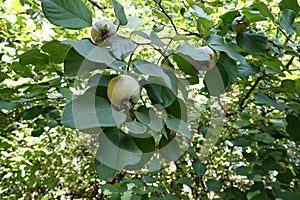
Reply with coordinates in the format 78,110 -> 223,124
41,0 -> 92,29
96,128 -> 142,170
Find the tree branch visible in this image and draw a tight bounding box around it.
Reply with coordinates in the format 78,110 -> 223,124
88,0 -> 106,10
239,75 -> 263,111
153,0 -> 178,34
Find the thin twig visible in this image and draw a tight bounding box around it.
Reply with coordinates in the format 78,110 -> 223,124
153,0 -> 178,34
239,75 -> 263,111
88,0 -> 106,10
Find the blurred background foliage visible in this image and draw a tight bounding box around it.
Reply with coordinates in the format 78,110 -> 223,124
0,0 -> 299,199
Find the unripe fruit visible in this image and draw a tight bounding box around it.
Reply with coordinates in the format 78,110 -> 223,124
107,75 -> 140,110
91,19 -> 116,47
231,16 -> 250,33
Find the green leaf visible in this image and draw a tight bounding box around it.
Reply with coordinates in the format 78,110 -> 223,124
101,183 -> 121,199
61,92 -> 126,130
41,40 -> 72,64
216,53 -> 237,86
189,5 -> 210,21
236,166 -> 251,175
166,97 -> 187,122
125,121 -> 147,134
236,33 -> 268,56
111,35 -> 136,60
159,134 -> 182,161
63,39 -> 114,65
19,49 -> 50,66
135,107 -> 164,132
150,31 -> 165,47
210,43 -> 246,64
204,66 -> 226,96
286,114 -> 300,142
111,0 -> 128,25
0,101 -> 19,110
143,82 -> 177,107
280,9 -> 296,35
11,62 -> 34,78
276,168 -> 294,184
206,179 -> 222,192
254,90 -> 289,110
41,0 -> 92,29
173,53 -> 198,75
94,157 -> 119,181
251,2 -> 275,22
166,118 -> 191,138
238,63 -> 260,77
279,0 -> 300,13
192,160 -> 206,176
31,127 -> 44,137
135,61 -> 172,89
23,106 -> 43,120
234,138 -> 252,147
175,44 -> 214,71
63,48 -> 106,77
96,128 -> 142,170
0,72 -> 8,82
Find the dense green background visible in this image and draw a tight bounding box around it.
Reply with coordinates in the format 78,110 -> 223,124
0,0 -> 299,199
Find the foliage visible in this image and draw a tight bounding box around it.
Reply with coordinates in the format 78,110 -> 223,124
0,0 -> 300,199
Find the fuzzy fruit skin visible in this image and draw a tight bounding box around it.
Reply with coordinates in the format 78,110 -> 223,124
107,75 -> 140,110
91,19 -> 116,47
231,16 -> 250,33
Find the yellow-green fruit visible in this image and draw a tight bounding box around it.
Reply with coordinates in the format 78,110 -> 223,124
231,16 -> 250,33
107,75 -> 140,110
91,19 -> 116,47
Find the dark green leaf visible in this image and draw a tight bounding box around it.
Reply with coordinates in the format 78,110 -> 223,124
166,118 -> 191,138
210,43 -> 246,64
63,48 -> 105,77
41,0 -> 92,29
11,62 -> 34,78
166,98 -> 187,122
238,63 -> 260,77
279,0 -> 300,13
159,134 -> 182,161
236,33 -> 268,56
96,128 -> 143,170
254,90 -> 289,110
0,72 -> 8,82
206,179 -> 222,192
101,183 -> 120,199
216,53 -> 238,86
286,114 -> 300,142
19,49 -> 50,66
41,40 -> 72,64
23,106 -> 43,120
173,53 -> 198,75
280,9 -> 296,35
111,0 -> 128,25
63,39 -> 111,62
0,101 -> 19,110
94,157 -> 119,181
276,168 -> 294,184
61,92 -> 126,129
31,127 -> 44,137
192,160 -> 206,176
251,2 -> 275,21
204,66 -> 226,96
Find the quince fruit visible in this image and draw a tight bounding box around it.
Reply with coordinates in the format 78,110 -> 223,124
91,19 -> 116,47
231,16 -> 250,33
107,75 -> 140,110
